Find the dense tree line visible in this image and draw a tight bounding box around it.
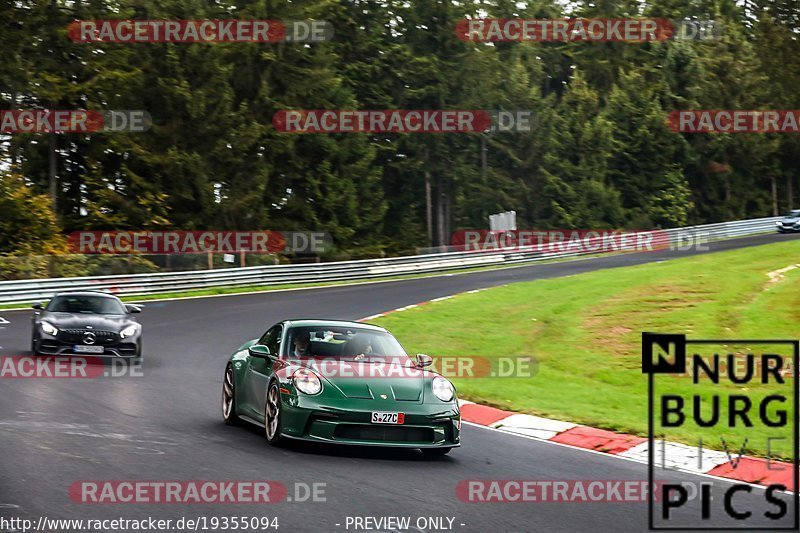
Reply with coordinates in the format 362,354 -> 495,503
1,0 -> 798,257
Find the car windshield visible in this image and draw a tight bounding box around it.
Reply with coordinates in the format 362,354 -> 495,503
47,295 -> 126,315
286,326 -> 412,364
784,210 -> 800,217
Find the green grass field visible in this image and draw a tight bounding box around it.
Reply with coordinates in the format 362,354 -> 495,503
373,241 -> 800,459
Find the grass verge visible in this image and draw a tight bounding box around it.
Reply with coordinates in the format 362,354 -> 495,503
373,240 -> 800,459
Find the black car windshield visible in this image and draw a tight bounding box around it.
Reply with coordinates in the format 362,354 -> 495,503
286,326 -> 412,364
47,295 -> 127,315
784,210 -> 800,217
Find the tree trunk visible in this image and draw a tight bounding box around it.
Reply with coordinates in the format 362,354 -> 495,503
49,132 -> 58,214
10,91 -> 19,168
444,191 -> 451,246
480,135 -> 488,224
787,175 -> 794,210
436,183 -> 446,248
772,176 -> 778,216
425,150 -> 432,247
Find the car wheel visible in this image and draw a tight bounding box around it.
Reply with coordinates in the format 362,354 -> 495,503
421,447 -> 452,457
222,366 -> 240,426
31,335 -> 40,356
264,381 -> 285,446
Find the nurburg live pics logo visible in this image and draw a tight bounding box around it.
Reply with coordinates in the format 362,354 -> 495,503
642,332 -> 799,530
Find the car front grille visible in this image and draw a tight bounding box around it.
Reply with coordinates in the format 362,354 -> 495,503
333,424 -> 434,443
58,329 -> 119,343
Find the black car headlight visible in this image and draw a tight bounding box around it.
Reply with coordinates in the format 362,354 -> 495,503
41,321 -> 58,336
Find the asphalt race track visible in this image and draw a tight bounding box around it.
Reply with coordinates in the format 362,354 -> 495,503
1,233 -> 798,533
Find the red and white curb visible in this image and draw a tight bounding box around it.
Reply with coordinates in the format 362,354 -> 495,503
359,290 -> 796,491
457,399 -> 795,491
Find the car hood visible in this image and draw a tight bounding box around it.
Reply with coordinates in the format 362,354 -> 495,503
305,360 -> 431,402
42,312 -> 133,331
781,217 -> 799,223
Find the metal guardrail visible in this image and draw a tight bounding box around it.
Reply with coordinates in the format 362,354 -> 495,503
0,216 -> 782,305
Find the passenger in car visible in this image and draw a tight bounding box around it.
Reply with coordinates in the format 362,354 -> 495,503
292,330 -> 312,357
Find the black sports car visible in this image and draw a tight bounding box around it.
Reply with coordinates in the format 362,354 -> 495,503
31,292 -> 143,361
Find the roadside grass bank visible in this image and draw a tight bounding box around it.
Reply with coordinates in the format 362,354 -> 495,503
373,240 -> 800,459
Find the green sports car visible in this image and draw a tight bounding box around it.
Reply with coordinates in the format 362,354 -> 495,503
221,319 -> 460,455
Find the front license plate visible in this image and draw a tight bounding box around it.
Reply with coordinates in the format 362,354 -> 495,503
74,345 -> 104,354
371,412 -> 404,424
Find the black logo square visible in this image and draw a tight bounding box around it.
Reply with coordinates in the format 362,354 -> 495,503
642,332 -> 686,374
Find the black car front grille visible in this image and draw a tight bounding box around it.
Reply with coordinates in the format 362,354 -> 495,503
333,424 -> 434,443
58,329 -> 119,343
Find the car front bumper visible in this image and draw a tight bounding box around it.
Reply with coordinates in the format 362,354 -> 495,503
280,395 -> 461,448
777,225 -> 800,232
36,331 -> 140,358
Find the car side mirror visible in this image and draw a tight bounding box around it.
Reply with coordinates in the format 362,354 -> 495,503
126,305 -> 142,314
249,344 -> 272,358
32,303 -> 42,310
416,354 -> 433,368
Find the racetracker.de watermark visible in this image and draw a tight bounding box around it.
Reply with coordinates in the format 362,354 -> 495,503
456,480 -> 663,502
290,356 -> 536,379
0,356 -> 142,378
272,110 -> 536,133
68,231 -> 330,254
455,18 -> 720,42
668,110 -> 800,133
68,481 -> 291,504
451,229 -> 713,253
0,110 -> 151,133
68,20 -> 333,43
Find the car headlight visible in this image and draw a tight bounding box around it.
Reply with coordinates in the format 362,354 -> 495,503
293,369 -> 322,395
776,221 -> 782,226
432,376 -> 455,402
40,321 -> 58,336
120,324 -> 138,339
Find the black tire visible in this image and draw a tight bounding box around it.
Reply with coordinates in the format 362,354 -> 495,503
31,335 -> 40,356
421,447 -> 452,457
264,381 -> 285,446
222,365 -> 241,426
